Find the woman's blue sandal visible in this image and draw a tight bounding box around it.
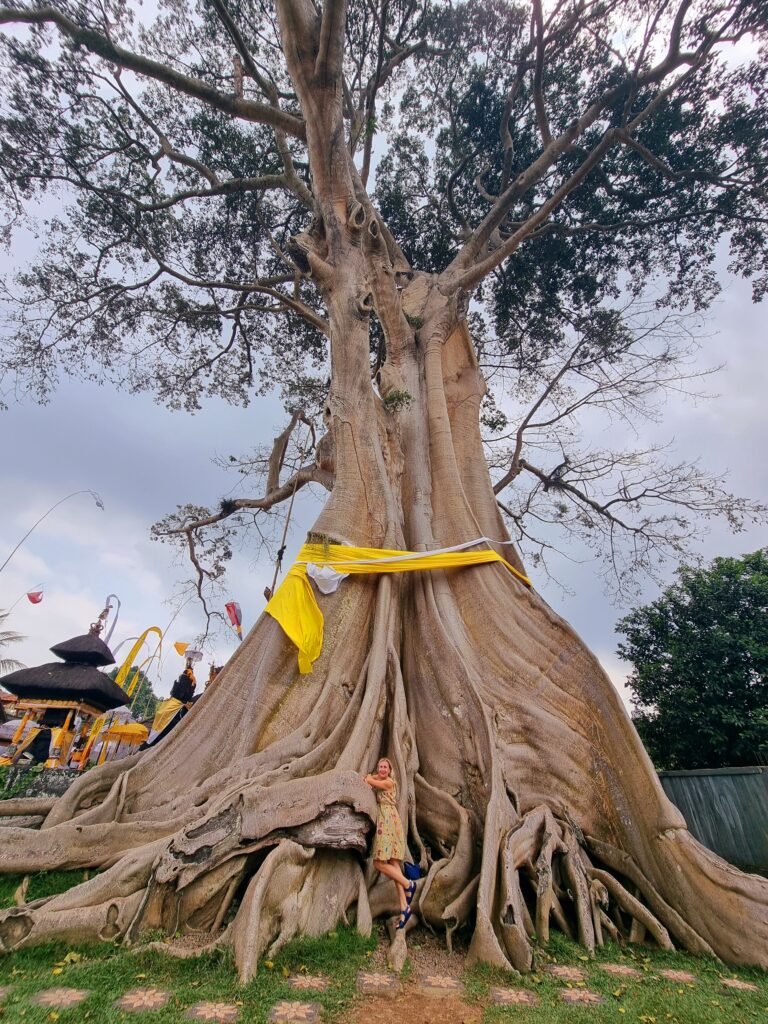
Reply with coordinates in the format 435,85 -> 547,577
406,881 -> 417,905
396,906 -> 412,930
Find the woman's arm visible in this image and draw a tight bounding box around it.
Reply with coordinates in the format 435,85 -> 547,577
363,774 -> 394,791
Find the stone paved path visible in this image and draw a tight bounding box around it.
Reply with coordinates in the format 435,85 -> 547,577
115,986 -> 173,1012
288,974 -> 329,992
546,964 -> 587,981
658,969 -> 697,983
31,987 -> 90,1008
489,986 -> 540,1006
267,999 -> 322,1022
721,977 -> 758,992
598,963 -> 643,979
184,1001 -> 240,1022
417,973 -> 465,997
560,988 -> 604,1005
356,970 -> 399,996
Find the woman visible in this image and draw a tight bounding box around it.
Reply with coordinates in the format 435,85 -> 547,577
364,757 -> 416,929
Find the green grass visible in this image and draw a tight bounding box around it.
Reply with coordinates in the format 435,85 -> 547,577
0,925 -> 377,1023
0,870 -> 89,909
1,900 -> 766,1023
464,932 -> 768,1023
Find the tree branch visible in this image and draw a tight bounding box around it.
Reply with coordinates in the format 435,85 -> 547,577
442,0 -> 714,286
316,0 -> 348,85
0,5 -> 307,139
449,128 -> 618,291
133,175 -> 301,211
208,0 -> 315,208
164,464 -> 332,537
531,0 -> 552,148
209,0 -> 279,102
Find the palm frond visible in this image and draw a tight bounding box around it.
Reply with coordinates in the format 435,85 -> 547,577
0,658 -> 25,674
0,630 -> 24,645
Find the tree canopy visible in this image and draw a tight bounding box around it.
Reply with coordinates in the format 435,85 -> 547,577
107,667 -> 159,721
0,0 -> 767,597
617,548 -> 768,770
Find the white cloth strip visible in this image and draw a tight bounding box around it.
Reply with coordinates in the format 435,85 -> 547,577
306,563 -> 350,594
296,535 -> 516,567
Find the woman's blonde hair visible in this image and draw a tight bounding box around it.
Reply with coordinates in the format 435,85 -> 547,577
375,756 -> 396,782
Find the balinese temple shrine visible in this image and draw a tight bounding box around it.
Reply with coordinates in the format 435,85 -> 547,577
0,619 -> 131,769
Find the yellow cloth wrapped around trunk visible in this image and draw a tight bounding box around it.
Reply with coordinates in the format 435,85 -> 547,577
265,541 -> 530,675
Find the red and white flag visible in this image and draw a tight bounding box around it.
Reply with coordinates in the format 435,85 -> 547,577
26,590 -> 44,604
225,601 -> 243,641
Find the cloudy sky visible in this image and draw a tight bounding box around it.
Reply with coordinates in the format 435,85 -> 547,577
1,256 -> 765,702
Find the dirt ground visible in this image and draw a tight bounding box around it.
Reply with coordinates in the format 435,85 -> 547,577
344,928 -> 482,1024
367,924 -> 470,976
345,990 -> 482,1024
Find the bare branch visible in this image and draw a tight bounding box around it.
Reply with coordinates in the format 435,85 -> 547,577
162,463 -> 331,538
133,175 -> 301,211
266,410 -> 316,493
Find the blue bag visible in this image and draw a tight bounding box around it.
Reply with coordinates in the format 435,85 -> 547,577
403,861 -> 421,881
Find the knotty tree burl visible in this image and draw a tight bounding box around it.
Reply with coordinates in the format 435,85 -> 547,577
1,0 -> 767,977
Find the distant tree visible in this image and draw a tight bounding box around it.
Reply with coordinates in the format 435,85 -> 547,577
107,667 -> 159,722
0,609 -> 24,676
617,550 -> 768,770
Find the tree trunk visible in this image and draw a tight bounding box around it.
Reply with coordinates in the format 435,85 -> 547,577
0,267 -> 766,978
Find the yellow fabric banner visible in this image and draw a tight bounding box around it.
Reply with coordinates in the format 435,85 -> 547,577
265,542 -> 531,675
114,627 -> 163,696
152,697 -> 185,734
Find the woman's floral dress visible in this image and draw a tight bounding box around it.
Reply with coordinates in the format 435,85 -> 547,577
372,780 -> 406,860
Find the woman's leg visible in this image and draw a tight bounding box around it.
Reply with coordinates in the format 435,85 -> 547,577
390,858 -> 408,911
373,859 -> 408,910
373,859 -> 410,889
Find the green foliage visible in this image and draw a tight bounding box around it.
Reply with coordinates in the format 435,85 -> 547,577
219,497 -> 239,515
1,0 -> 766,415
0,764 -> 44,800
382,388 -> 413,413
364,115 -> 378,138
617,550 -> 768,769
107,668 -> 159,721
372,5 -> 768,405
